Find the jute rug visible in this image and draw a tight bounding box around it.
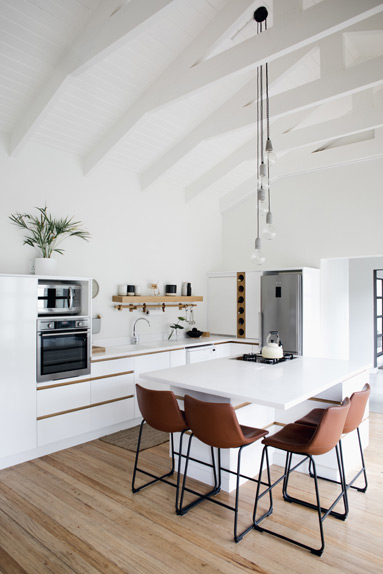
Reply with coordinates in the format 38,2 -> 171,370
99,424 -> 169,452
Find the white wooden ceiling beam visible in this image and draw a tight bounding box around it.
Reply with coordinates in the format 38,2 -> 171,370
185,141 -> 256,202
273,106 -> 383,153
140,46 -> 313,189
181,54 -> 383,200
206,55 -> 383,137
185,77 -> 382,201
163,0 -> 383,106
220,129 -> 383,213
9,0 -> 176,156
140,2 -> 383,189
86,0 -> 382,174
184,110 -> 313,201
72,0 -> 177,75
83,0 -> 258,173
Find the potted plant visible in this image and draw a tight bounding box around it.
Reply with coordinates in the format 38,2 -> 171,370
9,205 -> 91,275
168,316 -> 187,340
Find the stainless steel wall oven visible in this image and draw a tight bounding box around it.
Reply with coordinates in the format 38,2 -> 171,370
37,318 -> 91,383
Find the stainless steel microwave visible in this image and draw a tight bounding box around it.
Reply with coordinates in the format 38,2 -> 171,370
37,282 -> 82,315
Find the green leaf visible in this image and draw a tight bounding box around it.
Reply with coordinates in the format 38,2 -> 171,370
9,205 -> 91,257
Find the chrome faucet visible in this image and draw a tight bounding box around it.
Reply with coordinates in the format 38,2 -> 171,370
132,317 -> 150,344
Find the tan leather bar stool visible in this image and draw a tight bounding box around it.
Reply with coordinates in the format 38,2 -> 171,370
253,398 -> 350,556
295,383 -> 370,497
132,384 -> 190,512
179,394 -> 271,543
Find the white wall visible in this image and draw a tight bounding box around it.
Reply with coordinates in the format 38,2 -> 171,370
0,138 -> 223,342
221,158 -> 383,271
221,157 -> 383,363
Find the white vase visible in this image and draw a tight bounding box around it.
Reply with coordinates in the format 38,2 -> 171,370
34,257 -> 57,276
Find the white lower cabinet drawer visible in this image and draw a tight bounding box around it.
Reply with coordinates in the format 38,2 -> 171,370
90,398 -> 135,430
91,357 -> 134,377
37,381 -> 91,418
38,409 -> 91,446
90,373 -> 134,404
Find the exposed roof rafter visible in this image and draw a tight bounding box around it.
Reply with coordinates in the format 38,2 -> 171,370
9,0 -> 177,156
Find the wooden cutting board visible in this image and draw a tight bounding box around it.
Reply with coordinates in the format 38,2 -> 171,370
92,345 -> 106,354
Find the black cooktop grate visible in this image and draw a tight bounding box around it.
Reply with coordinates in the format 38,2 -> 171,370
240,353 -> 296,365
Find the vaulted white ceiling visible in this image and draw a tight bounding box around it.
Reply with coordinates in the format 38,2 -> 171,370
1,0 -> 382,210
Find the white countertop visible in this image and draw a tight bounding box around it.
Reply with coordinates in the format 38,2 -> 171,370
91,335 -> 255,360
140,356 -> 370,410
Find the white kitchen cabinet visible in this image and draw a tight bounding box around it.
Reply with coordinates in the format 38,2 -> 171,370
37,380 -> 90,417
90,372 -> 134,404
0,275 -> 37,459
212,343 -> 232,358
170,348 -> 186,367
36,355 -> 136,446
89,356 -> 135,430
90,398 -> 134,431
38,410 -> 90,446
207,271 -> 261,339
207,272 -> 237,336
134,351 -> 170,417
230,342 -> 259,356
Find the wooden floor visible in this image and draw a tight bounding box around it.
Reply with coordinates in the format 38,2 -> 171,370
0,413 -> 382,574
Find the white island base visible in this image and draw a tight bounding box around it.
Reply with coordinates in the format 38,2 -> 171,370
141,357 -> 370,492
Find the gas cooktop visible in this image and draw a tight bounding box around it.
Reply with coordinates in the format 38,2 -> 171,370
238,353 -> 296,365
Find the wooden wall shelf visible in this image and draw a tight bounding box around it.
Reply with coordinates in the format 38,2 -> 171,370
112,296 -> 203,303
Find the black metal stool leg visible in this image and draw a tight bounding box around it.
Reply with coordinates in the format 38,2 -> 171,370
254,449 -> 327,556
283,446 -> 349,520
307,430 -> 368,493
348,428 -> 368,492
252,446 -> 273,527
178,437 -> 222,515
132,420 -> 178,493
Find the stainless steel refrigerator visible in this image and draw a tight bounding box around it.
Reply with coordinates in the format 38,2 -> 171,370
261,272 -> 302,355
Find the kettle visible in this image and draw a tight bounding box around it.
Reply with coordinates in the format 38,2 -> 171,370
262,331 -> 283,359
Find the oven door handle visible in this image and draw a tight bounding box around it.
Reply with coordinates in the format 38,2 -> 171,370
39,330 -> 89,337
68,287 -> 73,310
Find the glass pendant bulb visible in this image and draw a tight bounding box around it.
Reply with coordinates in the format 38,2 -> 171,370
251,237 -> 265,265
259,162 -> 267,178
257,186 -> 266,203
263,211 -> 276,240
265,138 -> 277,164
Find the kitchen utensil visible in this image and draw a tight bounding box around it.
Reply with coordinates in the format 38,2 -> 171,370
262,330 -> 283,359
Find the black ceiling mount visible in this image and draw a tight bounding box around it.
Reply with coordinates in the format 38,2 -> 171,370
253,6 -> 268,23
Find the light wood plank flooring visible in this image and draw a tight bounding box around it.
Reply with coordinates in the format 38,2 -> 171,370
0,413 -> 382,574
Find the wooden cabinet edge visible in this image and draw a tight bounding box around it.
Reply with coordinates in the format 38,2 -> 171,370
37,370 -> 134,390
37,395 -> 134,420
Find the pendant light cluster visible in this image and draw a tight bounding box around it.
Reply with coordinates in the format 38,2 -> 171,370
251,6 -> 276,265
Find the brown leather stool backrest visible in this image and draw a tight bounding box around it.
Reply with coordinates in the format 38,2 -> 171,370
307,397 -> 350,456
184,394 -> 247,449
343,383 -> 370,434
136,384 -> 188,433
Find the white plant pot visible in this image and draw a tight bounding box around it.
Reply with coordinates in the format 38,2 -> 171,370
34,257 -> 57,276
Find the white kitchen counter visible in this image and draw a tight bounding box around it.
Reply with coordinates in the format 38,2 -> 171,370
140,356 -> 370,410
91,335 -> 254,361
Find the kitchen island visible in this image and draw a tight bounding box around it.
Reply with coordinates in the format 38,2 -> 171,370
141,356 -> 370,490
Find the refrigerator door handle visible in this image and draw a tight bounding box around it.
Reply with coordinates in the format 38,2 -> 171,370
259,311 -> 263,347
